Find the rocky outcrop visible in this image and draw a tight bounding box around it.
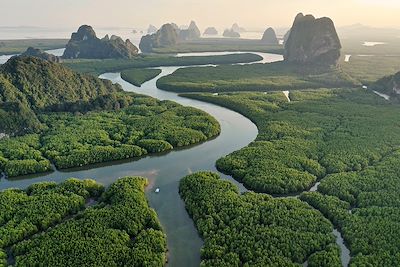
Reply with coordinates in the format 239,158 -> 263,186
223,29 -> 240,38
232,23 -> 246,33
147,25 -> 158,34
139,24 -> 179,53
21,47 -> 60,63
283,29 -> 291,45
261,28 -> 279,45
179,21 -> 201,41
284,13 -> 341,66
204,27 -> 218,35
371,72 -> 400,97
62,25 -> 138,59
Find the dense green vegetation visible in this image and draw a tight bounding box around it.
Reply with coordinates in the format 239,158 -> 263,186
0,56 -> 123,135
0,178 -> 103,249
0,94 -> 219,176
121,68 -> 161,86
158,62 -> 359,93
0,56 -> 220,177
183,89 -> 400,265
0,177 -> 167,266
0,39 -> 67,56
63,53 -> 262,75
151,38 -> 284,54
0,134 -> 51,177
300,149 -> 400,265
183,89 -> 400,194
341,55 -> 400,85
38,99 -> 219,169
179,171 -> 341,266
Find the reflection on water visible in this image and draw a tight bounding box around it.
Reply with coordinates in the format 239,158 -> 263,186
362,41 -> 386,47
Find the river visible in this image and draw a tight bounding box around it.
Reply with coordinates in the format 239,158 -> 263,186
0,51 -> 351,266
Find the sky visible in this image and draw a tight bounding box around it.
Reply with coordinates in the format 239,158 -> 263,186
1,0 -> 399,30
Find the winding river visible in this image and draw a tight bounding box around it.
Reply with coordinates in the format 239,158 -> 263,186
0,52 -> 350,266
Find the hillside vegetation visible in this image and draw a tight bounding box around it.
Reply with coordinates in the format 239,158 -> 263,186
0,57 -> 220,177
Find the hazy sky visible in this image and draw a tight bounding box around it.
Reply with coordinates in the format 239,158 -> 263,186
1,0 -> 399,29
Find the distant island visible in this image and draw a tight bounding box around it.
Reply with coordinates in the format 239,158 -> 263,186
203,27 -> 218,35
231,23 -> 246,33
223,29 -> 240,38
261,27 -> 279,45
140,21 -> 201,53
62,25 -> 138,59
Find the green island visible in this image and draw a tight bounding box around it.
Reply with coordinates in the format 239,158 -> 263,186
0,56 -> 220,177
63,53 -> 262,75
179,171 -> 341,266
0,177 -> 167,267
121,68 -> 162,87
0,39 -> 68,56
157,62 -> 360,93
181,89 -> 400,265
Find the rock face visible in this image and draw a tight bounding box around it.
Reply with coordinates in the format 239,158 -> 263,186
139,24 -> 179,53
204,27 -> 218,35
62,25 -> 139,59
147,25 -> 158,34
284,13 -> 341,66
21,47 -> 60,63
283,29 -> 291,45
179,21 -> 201,41
261,28 -> 279,45
232,23 -> 246,33
223,29 -> 240,38
372,72 -> 400,97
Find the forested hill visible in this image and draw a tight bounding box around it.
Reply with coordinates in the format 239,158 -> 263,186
0,56 -> 124,135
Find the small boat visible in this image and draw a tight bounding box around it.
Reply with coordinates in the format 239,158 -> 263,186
155,188 -> 160,193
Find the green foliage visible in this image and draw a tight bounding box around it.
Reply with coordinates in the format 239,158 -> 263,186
179,171 -> 340,266
121,68 -> 162,87
0,178 -> 104,248
0,56 -> 220,176
184,89 -> 400,195
0,56 -> 123,135
36,99 -> 219,170
0,134 -> 51,177
341,55 -> 400,85
0,177 -> 166,266
64,53 -> 263,75
157,61 -> 360,93
308,244 -> 341,267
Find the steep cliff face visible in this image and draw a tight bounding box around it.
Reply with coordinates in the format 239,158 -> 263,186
21,47 -> 60,63
284,13 -> 341,66
139,24 -> 179,53
62,25 -> 138,59
261,28 -> 279,45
